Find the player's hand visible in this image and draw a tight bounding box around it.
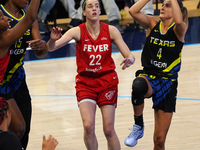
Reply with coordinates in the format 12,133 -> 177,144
42,135 -> 58,150
120,56 -> 135,70
50,27 -> 63,41
27,39 -> 47,51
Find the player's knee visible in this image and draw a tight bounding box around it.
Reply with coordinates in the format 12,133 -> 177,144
83,122 -> 95,135
103,125 -> 115,138
131,77 -> 148,106
154,134 -> 165,149
103,128 -> 114,138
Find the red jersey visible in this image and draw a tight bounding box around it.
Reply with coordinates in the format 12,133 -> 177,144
76,22 -> 115,77
0,49 -> 10,82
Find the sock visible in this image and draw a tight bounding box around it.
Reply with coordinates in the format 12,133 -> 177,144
134,114 -> 143,129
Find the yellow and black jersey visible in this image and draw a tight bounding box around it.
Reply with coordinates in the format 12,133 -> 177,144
141,21 -> 184,78
0,4 -> 31,84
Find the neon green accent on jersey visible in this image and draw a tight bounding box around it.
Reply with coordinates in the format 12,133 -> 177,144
160,22 -> 175,35
138,73 -> 176,81
0,52 -> 26,85
162,51 -> 182,73
0,4 -> 25,21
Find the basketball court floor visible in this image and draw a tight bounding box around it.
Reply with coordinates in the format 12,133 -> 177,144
25,1 -> 200,149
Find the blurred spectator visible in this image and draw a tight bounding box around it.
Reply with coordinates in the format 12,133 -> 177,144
68,0 -> 124,34
37,0 -> 77,34
124,0 -> 154,15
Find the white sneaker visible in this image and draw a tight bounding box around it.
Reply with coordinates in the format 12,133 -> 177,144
124,124 -> 144,147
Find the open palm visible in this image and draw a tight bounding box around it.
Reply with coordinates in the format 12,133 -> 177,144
50,27 -> 63,41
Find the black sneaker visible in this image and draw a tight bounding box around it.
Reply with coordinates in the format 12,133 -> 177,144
110,19 -> 124,34
67,19 -> 82,28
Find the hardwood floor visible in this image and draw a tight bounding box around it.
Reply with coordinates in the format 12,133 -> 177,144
25,1 -> 200,149
25,44 -> 200,150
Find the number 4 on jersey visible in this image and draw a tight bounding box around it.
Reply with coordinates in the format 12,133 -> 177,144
157,48 -> 162,59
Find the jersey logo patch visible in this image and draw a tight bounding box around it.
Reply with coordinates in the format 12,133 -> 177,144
105,90 -> 115,100
101,37 -> 107,40
154,29 -> 159,32
113,76 -> 117,79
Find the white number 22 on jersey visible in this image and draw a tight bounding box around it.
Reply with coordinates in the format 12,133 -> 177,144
89,54 -> 101,65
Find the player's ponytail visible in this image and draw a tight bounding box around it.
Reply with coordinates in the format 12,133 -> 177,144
177,0 -> 188,26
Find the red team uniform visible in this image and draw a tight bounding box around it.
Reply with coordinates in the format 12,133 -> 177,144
75,22 -> 118,107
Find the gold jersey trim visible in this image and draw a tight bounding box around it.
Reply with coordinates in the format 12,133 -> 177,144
0,51 -> 26,85
0,4 -> 25,21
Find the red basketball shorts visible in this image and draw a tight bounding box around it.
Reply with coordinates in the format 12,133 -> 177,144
75,71 -> 118,107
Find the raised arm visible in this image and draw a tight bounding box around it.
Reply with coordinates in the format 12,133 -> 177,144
0,0 -> 40,52
109,25 -> 135,70
171,0 -> 188,42
47,26 -> 80,52
129,0 -> 157,29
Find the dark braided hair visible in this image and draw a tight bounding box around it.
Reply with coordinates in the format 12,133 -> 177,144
0,97 -> 9,126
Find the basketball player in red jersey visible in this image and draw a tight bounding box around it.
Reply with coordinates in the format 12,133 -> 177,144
47,0 -> 135,149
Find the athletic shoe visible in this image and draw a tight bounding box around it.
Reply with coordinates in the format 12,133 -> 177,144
124,124 -> 144,147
